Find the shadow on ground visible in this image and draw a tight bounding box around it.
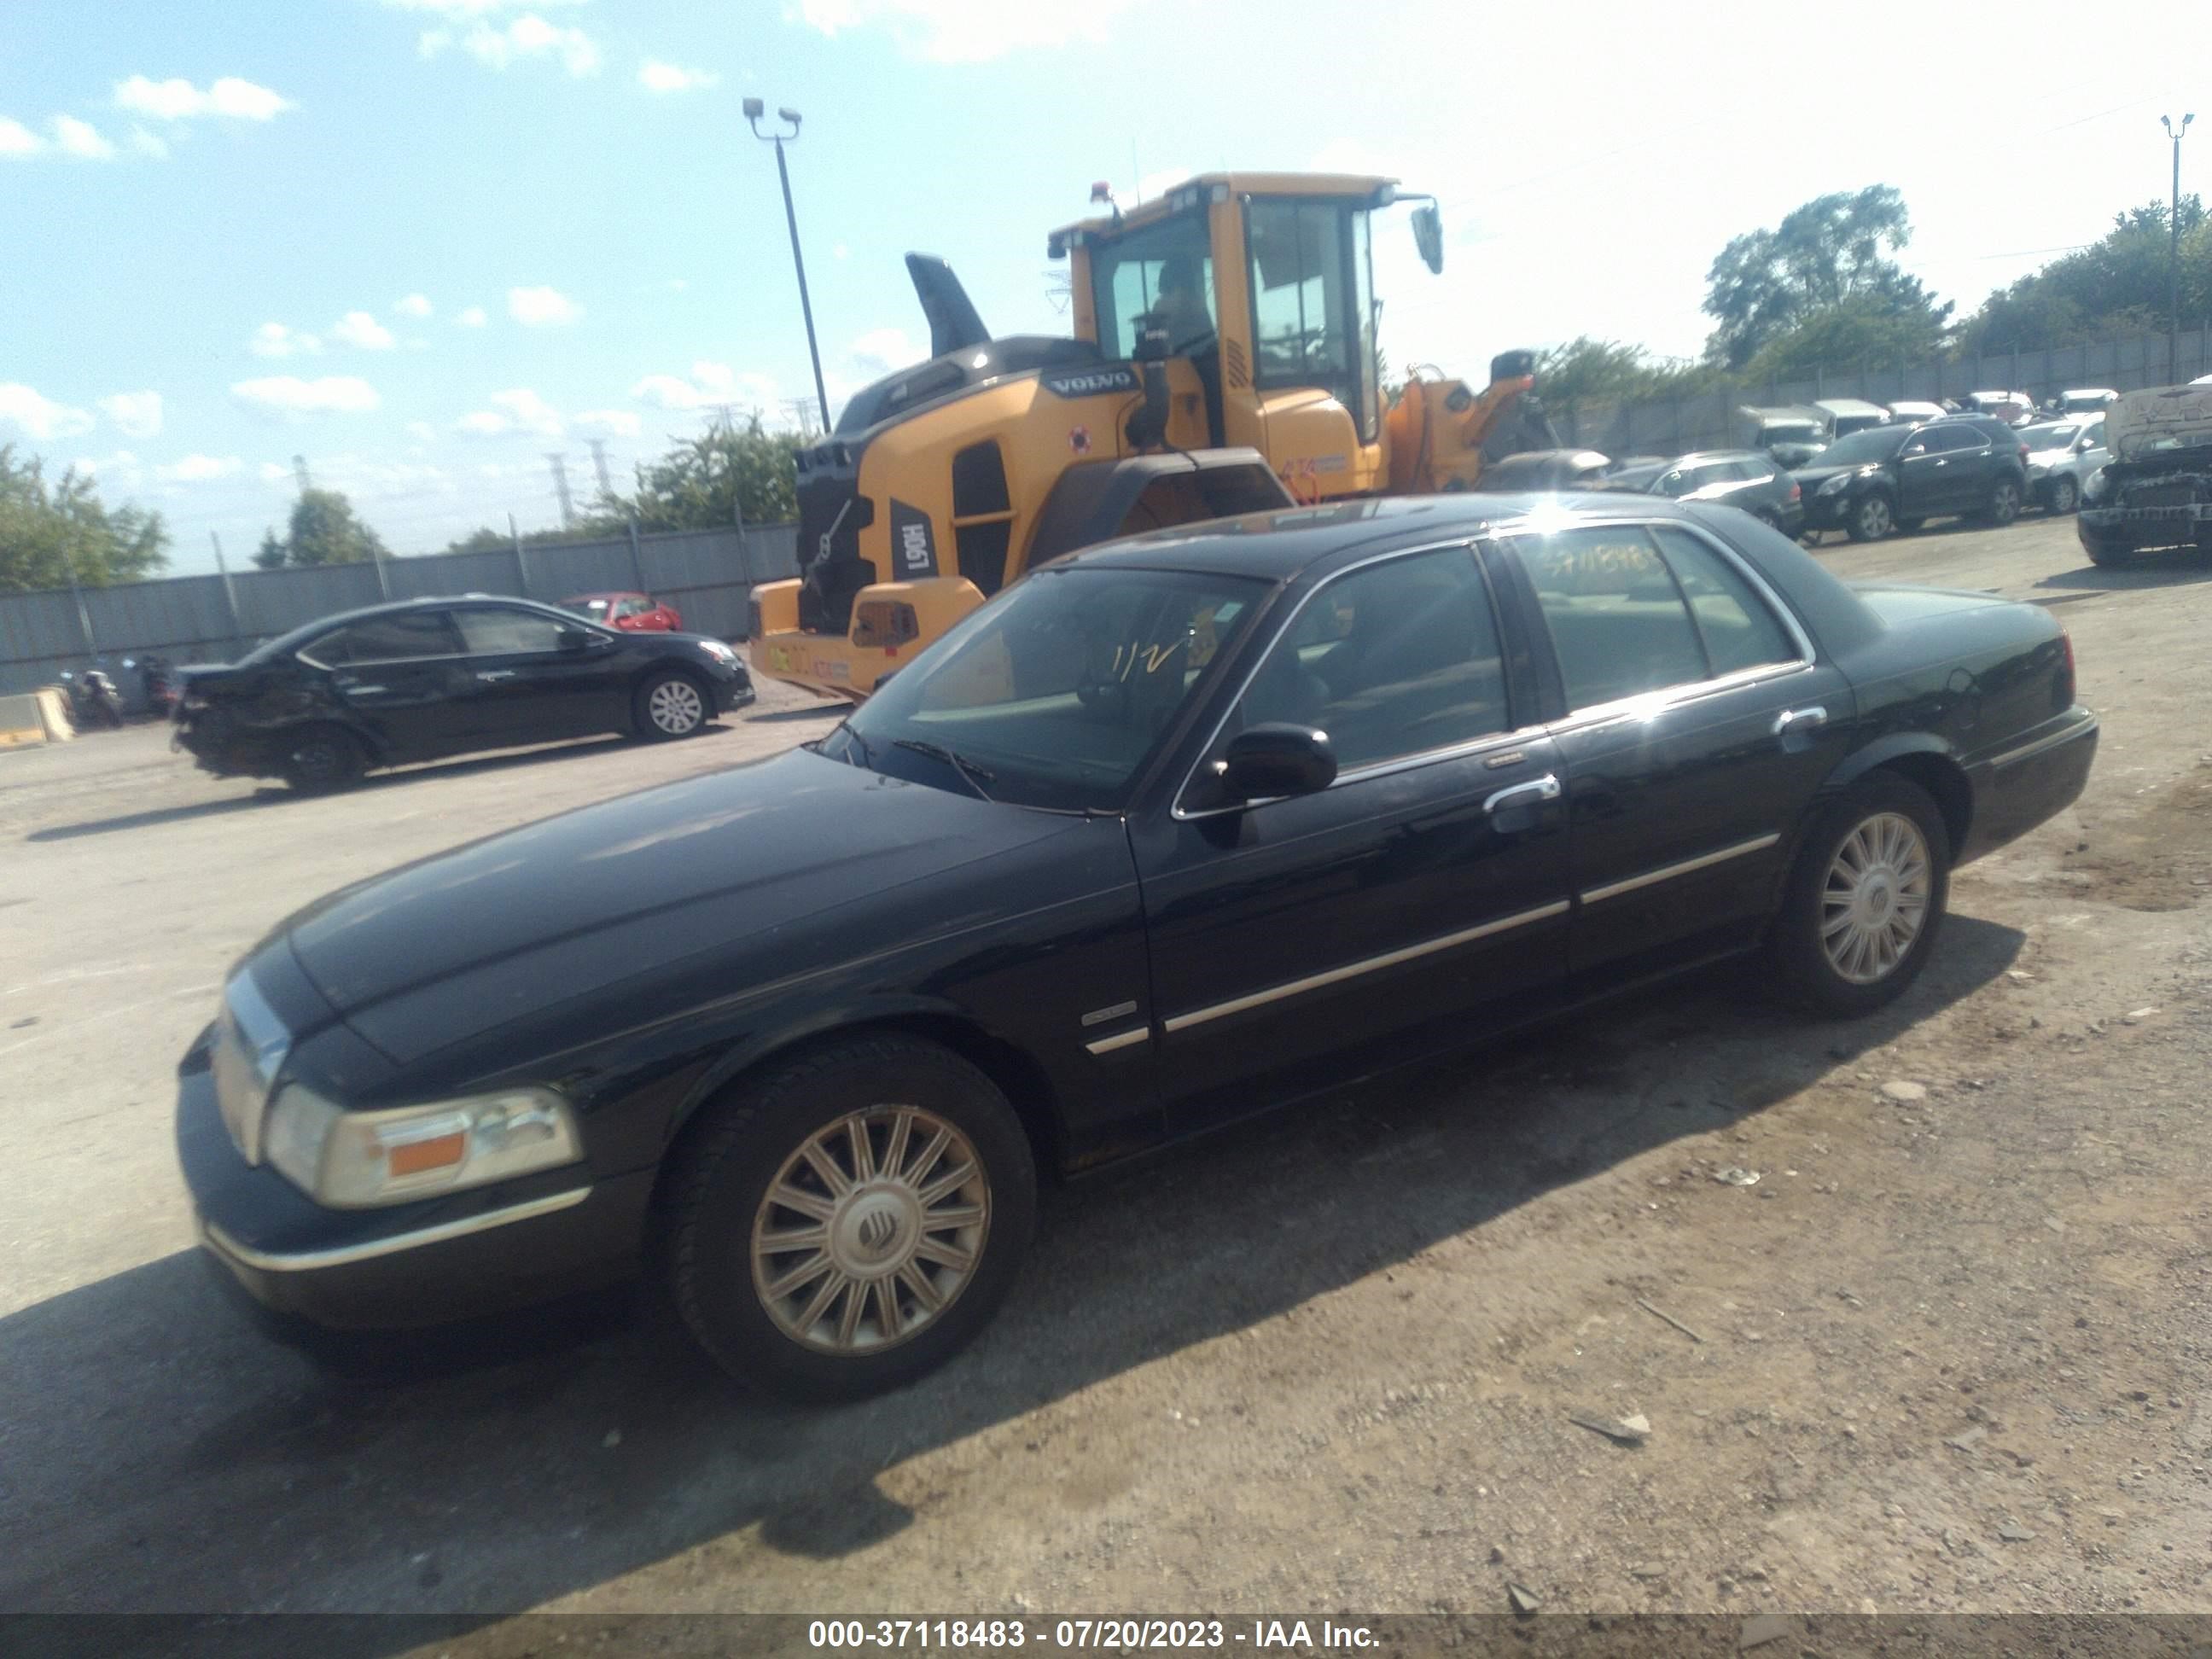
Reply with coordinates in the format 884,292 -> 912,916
23,726 -> 744,841
2035,547 -> 2212,593
0,918 -> 2023,1646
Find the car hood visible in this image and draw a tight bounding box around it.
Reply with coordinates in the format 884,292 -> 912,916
2108,383 -> 2212,463
1790,463 -> 1866,490
282,748 -> 1080,1038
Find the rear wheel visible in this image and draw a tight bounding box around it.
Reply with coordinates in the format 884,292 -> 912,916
658,1035 -> 1038,1400
1847,492 -> 1894,542
1983,476 -> 2023,527
281,725 -> 366,795
1767,773 -> 1950,1018
2047,475 -> 2080,515
633,669 -> 710,740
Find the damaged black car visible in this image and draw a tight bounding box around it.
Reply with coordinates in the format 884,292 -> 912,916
2078,384 -> 2212,565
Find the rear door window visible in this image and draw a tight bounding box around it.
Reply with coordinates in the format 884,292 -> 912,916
304,609 -> 463,666
1646,527 -> 1800,678
1516,527 -> 1709,711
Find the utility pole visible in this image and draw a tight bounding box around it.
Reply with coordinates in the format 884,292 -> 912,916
587,438 -> 614,502
2163,114 -> 2195,385
547,452 -> 576,530
743,98 -> 831,435
209,529 -> 245,658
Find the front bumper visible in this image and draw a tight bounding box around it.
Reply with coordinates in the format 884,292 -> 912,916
1959,710 -> 2098,865
1801,490 -> 1856,531
177,1040 -> 653,1334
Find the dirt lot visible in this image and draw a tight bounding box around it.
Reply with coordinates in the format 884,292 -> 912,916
2,515 -> 2208,1639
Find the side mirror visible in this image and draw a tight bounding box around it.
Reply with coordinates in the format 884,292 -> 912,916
556,626 -> 591,651
1411,204 -> 1444,275
1218,723 -> 1336,801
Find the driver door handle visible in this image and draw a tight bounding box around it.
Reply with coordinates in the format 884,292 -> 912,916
1484,774 -> 1562,815
476,669 -> 517,682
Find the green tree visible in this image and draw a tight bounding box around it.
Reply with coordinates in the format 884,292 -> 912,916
0,445 -> 169,592
1954,195 -> 2210,356
622,415 -> 804,532
1743,293 -> 1954,382
1533,337 -> 1719,422
1703,186 -> 1952,370
258,487 -> 390,568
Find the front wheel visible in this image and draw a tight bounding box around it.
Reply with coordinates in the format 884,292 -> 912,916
633,670 -> 710,740
1767,773 -> 1950,1017
1846,492 -> 1894,542
2047,475 -> 2079,515
1984,476 -> 2023,527
658,1035 -> 1038,1400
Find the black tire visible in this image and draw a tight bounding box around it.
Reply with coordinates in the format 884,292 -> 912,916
1982,474 -> 2023,527
1846,492 -> 1895,542
281,725 -> 366,795
1767,772 -> 1951,1019
658,1034 -> 1038,1400
633,669 -> 712,740
2047,475 -> 2079,515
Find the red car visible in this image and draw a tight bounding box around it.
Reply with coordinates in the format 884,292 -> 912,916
561,591 -> 683,632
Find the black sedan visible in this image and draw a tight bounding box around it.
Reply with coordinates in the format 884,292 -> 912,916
1633,449 -> 1805,537
172,596 -> 753,791
178,498 -> 2097,1399
1794,416 -> 2030,542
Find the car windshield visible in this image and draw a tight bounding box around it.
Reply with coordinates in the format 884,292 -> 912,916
2021,424 -> 2080,451
1816,426 -> 1912,465
822,564 -> 1267,812
568,597 -> 614,616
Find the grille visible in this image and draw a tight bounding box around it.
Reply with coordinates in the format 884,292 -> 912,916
2127,482 -> 2197,509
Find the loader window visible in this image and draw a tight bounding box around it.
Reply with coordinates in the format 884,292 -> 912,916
1090,212 -> 1216,359
1246,198 -> 1375,439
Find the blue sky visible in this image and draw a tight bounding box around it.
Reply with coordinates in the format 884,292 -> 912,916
4,0 -> 2209,575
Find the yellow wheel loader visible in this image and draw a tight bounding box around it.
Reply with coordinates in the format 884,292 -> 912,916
750,172 -> 1553,701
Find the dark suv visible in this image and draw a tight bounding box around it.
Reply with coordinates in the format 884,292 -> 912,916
1634,449 -> 1804,536
173,596 -> 753,792
1794,416 -> 2031,542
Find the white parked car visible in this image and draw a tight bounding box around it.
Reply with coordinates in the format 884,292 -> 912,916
2058,387 -> 2119,414
1886,399 -> 1948,426
2017,415 -> 2110,514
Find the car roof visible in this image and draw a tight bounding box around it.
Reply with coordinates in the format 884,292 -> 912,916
1663,449 -> 1771,466
562,591 -> 644,601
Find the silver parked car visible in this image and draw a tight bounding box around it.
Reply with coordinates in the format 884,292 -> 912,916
2018,415 -> 2110,514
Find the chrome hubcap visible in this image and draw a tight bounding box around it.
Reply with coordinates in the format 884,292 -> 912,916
1861,498 -> 1890,536
751,1105 -> 990,1354
1822,812 -> 1931,984
649,679 -> 704,732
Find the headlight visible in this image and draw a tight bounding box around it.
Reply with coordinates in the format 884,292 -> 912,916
265,1084 -> 581,1208
2081,465 -> 2111,504
1818,473 -> 1852,496
698,640 -> 737,665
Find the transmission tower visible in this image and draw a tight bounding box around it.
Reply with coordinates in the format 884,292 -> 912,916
291,454 -> 312,497
546,452 -> 576,529
587,439 -> 614,499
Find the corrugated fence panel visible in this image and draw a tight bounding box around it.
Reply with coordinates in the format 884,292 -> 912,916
522,538 -> 647,603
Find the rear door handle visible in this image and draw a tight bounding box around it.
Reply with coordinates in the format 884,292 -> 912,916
1484,773 -> 1562,815
476,669 -> 517,683
1773,705 -> 1828,736
335,680 -> 387,696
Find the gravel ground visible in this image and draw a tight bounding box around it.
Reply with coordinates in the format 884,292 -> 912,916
1,515 -> 2206,1639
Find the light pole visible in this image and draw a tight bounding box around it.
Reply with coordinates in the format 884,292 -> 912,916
2162,113 -> 2193,385
744,98 -> 831,436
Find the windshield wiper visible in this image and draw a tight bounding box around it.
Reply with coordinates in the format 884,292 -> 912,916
893,737 -> 998,800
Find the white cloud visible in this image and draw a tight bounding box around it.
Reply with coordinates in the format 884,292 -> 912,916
574,408 -> 641,437
230,375 -> 381,416
73,451 -> 144,487
114,75 -> 294,121
631,360 -> 778,411
330,310 -> 397,350
833,242 -> 849,260
2,118 -> 46,157
422,15 -> 602,76
455,305 -> 488,327
847,326 -> 921,377
127,126 -> 169,159
395,293 -> 434,317
457,387 -> 564,438
156,454 -> 242,484
405,420 -> 438,442
507,284 -> 582,326
382,0 -> 585,12
258,461 -> 291,484
97,391 -> 163,439
639,60 -> 719,93
250,322 -> 322,358
51,116 -> 116,160
794,0 -> 1141,62
0,383 -> 96,439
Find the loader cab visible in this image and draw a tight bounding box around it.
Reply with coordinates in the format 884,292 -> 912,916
1055,173 -> 1395,502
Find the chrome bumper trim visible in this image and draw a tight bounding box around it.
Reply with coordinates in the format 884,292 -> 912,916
200,1186 -> 592,1272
